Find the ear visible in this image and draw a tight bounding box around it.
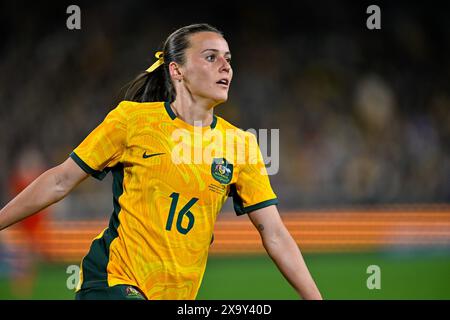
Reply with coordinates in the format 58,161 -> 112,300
169,61 -> 183,82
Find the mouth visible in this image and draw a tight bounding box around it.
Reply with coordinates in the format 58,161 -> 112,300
216,78 -> 229,88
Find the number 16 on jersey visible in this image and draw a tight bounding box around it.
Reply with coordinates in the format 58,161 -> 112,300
166,192 -> 198,235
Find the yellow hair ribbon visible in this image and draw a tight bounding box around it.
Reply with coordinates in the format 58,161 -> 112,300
146,51 -> 164,73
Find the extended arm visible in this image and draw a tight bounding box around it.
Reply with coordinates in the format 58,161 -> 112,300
0,157 -> 89,231
248,205 -> 322,300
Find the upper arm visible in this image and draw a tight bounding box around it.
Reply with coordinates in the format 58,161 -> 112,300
247,205 -> 287,239
53,157 -> 90,194
230,132 -> 278,215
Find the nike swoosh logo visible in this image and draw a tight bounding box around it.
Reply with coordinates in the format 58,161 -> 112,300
143,152 -> 165,159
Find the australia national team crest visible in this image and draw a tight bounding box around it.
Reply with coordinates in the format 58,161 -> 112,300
211,158 -> 233,184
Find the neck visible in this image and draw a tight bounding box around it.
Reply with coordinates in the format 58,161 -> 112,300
171,93 -> 219,127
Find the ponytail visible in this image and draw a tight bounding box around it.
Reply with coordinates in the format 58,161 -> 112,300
124,67 -> 169,103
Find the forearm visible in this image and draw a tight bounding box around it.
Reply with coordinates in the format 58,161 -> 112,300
0,167 -> 66,230
263,230 -> 322,300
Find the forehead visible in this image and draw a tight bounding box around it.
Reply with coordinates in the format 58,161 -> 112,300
187,32 -> 230,53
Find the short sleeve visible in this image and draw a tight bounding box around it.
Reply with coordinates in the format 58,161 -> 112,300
70,103 -> 127,180
229,133 -> 278,215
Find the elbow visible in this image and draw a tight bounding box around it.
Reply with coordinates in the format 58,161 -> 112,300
262,228 -> 294,254
51,167 -> 71,201
262,233 -> 283,253
54,184 -> 68,201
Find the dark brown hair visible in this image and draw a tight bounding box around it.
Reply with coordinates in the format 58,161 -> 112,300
123,23 -> 223,103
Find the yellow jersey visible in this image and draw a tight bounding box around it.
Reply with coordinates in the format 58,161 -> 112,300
70,101 -> 277,299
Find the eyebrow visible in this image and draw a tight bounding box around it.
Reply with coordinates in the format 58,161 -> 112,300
201,49 -> 231,56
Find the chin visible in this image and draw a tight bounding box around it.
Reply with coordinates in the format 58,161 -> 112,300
203,89 -> 229,106
209,95 -> 228,106
217,92 -> 229,103
215,98 -> 227,106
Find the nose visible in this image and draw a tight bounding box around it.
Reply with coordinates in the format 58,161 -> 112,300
219,56 -> 231,73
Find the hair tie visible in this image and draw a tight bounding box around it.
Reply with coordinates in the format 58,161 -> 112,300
146,51 -> 164,73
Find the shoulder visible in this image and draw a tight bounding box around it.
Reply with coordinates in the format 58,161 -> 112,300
115,100 -> 163,114
215,115 -> 258,144
111,101 -> 165,121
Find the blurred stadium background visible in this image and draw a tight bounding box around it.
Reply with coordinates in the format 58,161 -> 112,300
0,0 -> 449,299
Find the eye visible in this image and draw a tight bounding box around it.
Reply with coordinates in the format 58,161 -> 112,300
206,54 -> 216,62
226,57 -> 232,65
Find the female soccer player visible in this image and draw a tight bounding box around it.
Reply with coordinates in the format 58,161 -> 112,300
0,24 -> 322,300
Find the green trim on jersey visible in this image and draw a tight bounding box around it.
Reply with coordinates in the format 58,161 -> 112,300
79,164 -> 124,290
70,151 -> 109,180
164,101 -> 177,120
164,101 -> 218,129
211,115 -> 218,129
242,198 -> 279,214
229,184 -> 278,216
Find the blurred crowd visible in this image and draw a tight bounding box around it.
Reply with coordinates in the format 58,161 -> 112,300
0,1 -> 449,216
